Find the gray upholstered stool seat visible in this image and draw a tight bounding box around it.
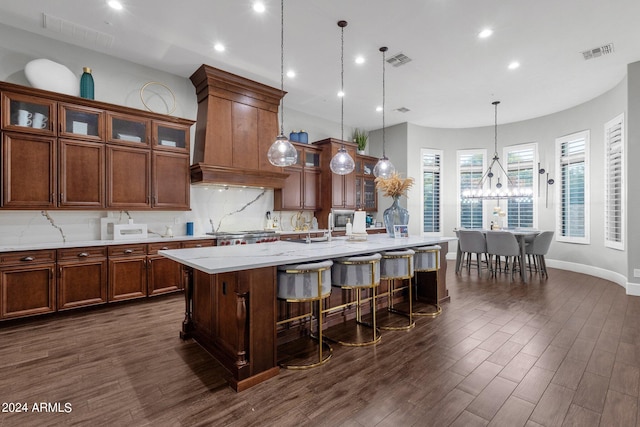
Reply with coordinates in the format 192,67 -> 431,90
412,245 -> 442,317
379,249 -> 415,330
327,253 -> 382,346
276,260 -> 333,369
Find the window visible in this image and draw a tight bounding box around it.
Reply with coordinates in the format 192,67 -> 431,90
604,114 -> 624,250
503,143 -> 536,228
556,130 -> 589,243
458,149 -> 486,229
421,149 -> 442,234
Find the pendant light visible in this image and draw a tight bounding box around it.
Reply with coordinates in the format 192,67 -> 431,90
267,0 -> 298,167
373,46 -> 396,178
329,20 -> 355,175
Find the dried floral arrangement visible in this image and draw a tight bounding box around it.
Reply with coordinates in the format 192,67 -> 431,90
375,172 -> 415,198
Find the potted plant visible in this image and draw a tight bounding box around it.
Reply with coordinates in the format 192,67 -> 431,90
352,128 -> 368,154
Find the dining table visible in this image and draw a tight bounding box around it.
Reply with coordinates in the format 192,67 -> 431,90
454,229 -> 541,283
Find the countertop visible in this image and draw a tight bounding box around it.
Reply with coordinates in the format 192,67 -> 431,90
159,234 -> 456,274
0,235 -> 215,253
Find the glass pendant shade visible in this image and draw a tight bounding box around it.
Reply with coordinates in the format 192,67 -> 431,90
330,146 -> 355,175
268,133 -> 297,167
373,155 -> 396,178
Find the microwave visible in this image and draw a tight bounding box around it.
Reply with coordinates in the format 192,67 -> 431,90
331,209 -> 355,230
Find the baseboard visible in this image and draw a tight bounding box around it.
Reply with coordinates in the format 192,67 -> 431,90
445,252 -> 636,295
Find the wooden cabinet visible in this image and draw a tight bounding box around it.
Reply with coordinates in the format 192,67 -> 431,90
0,81 -> 193,211
274,143 -> 320,211
0,250 -> 56,319
355,154 -> 378,211
57,247 -> 107,310
108,244 -> 148,302
147,242 -> 183,296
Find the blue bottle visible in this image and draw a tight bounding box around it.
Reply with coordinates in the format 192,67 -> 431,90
298,130 -> 308,144
80,67 -> 94,99
289,131 -> 300,142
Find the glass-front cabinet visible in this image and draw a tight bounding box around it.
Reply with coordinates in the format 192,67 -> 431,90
106,113 -> 150,146
59,103 -> 104,141
1,92 -> 56,136
356,154 -> 378,211
153,121 -> 189,152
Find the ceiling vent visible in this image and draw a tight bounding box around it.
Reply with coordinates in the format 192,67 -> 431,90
43,13 -> 114,49
581,43 -> 614,60
386,52 -> 412,67
395,107 -> 410,113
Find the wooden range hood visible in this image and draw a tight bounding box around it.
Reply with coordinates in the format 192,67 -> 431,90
189,64 -> 289,188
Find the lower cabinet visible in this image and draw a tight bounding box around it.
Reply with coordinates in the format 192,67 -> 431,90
0,250 -> 56,319
108,244 -> 148,302
147,242 -> 182,296
57,247 -> 107,310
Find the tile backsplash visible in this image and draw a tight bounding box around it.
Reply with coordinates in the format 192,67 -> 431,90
0,186 -> 324,246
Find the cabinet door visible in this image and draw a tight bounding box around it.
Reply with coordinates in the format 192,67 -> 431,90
153,121 -> 189,152
106,113 -> 150,147
108,256 -> 147,301
303,169 -> 319,210
148,242 -> 182,295
57,247 -> 107,310
278,167 -> 302,210
59,103 -> 104,141
59,139 -> 105,208
152,151 -> 189,209
363,176 -> 377,211
1,264 -> 55,319
2,133 -> 56,208
106,145 -> 151,209
1,92 -> 56,135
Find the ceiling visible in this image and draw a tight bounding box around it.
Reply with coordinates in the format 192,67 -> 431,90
0,0 -> 639,130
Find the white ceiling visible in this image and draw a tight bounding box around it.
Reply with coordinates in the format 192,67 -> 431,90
1,0 -> 639,130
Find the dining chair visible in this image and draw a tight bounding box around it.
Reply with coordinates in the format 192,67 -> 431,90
525,231 -> 554,278
457,230 -> 487,275
485,231 -> 521,280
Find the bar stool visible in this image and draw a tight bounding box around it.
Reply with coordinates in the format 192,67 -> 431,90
379,249 -> 416,330
326,253 -> 382,346
276,260 -> 333,369
412,245 -> 442,317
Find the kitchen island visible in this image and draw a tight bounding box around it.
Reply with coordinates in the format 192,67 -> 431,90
160,234 -> 455,391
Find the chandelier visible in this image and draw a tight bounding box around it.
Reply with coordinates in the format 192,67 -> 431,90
461,101 -> 533,201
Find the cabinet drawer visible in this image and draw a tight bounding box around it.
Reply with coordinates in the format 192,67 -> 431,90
108,244 -> 147,257
181,239 -> 215,248
0,250 -> 56,266
57,246 -> 107,261
148,241 -> 181,255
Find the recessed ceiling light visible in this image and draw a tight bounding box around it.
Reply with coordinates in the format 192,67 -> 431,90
508,61 -> 520,70
355,56 -> 365,64
286,70 -> 296,78
214,43 -> 225,52
478,28 -> 493,39
107,0 -> 123,10
337,91 -> 345,98
252,2 -> 265,13
376,106 -> 382,112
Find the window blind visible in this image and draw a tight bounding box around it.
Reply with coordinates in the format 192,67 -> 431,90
505,145 -> 535,228
422,150 -> 441,233
604,114 -> 624,250
556,131 -> 589,243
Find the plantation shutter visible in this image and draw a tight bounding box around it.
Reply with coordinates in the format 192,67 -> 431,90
556,131 -> 588,243
604,114 -> 624,250
422,150 -> 441,233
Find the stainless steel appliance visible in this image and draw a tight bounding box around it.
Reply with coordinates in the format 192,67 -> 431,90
331,209 -> 355,231
206,230 -> 280,246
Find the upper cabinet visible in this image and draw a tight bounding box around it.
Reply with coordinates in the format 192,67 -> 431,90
355,154 -> 378,212
0,81 -> 193,211
274,142 -> 321,211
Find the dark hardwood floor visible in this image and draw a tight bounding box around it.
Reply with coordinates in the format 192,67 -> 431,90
1,262 -> 639,426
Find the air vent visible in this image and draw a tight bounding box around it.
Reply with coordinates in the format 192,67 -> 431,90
581,43 -> 614,60
43,13 -> 114,49
395,107 -> 410,113
386,52 -> 412,67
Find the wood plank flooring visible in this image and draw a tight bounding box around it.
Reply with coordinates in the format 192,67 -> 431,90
1,263 -> 640,426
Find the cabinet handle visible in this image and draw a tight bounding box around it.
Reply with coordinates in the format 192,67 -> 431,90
58,266 -> 62,278
195,244 -> 202,248
161,246 -> 169,250
59,123 -> 63,133
78,252 -> 89,257
124,249 -> 134,254
20,256 -> 35,262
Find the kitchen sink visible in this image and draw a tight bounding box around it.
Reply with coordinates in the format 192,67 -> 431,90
287,237 -> 329,244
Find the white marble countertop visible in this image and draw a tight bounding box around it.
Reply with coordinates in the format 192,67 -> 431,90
159,234 -> 456,274
0,235 -> 215,253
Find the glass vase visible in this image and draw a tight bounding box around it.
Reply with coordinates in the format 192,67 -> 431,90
383,195 -> 409,237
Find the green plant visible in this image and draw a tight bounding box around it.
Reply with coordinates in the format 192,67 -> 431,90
352,128 -> 368,151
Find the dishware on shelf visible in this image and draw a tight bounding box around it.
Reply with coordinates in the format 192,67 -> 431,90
17,109 -> 32,127
32,112 -> 47,129
72,121 -> 88,134
117,133 -> 142,142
